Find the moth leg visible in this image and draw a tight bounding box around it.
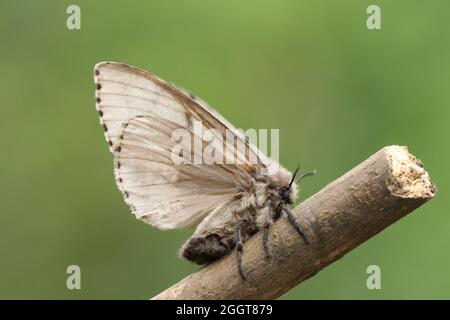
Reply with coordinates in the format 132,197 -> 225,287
284,206 -> 309,244
260,202 -> 278,260
236,221 -> 247,280
263,224 -> 271,259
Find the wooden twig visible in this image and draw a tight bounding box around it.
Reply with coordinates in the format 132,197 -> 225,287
152,146 -> 437,300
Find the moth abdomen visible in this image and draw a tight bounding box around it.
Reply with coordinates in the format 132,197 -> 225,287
181,234 -> 232,265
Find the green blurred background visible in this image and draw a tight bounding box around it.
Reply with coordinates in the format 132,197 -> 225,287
0,0 -> 448,299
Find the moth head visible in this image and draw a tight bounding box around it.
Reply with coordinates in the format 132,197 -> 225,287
279,166 -> 316,204
279,185 -> 295,204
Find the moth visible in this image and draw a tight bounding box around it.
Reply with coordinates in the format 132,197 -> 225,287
94,62 -> 315,279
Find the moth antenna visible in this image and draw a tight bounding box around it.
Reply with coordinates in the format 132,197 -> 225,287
289,164 -> 301,186
295,169 -> 317,183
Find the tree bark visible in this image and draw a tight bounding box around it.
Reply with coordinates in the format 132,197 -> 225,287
152,145 -> 437,300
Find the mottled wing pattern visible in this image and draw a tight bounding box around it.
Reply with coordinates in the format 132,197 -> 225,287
94,62 -> 267,229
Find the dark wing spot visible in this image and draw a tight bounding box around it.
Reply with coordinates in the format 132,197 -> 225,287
117,161 -> 121,169
119,177 -> 123,183
96,97 -> 101,103
96,83 -> 102,90
103,124 -> 108,132
108,140 -> 113,146
115,146 -> 122,152
95,69 -> 100,76
98,110 -> 103,117
124,191 -> 129,198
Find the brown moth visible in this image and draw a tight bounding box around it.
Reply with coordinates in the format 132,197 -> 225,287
94,62 -> 314,279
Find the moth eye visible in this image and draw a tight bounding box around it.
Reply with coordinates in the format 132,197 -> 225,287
279,187 -> 291,202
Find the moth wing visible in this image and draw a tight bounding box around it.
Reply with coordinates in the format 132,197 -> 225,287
94,62 -> 266,229
113,115 -> 251,229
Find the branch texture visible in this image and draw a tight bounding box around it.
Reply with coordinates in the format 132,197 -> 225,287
152,146 -> 437,300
